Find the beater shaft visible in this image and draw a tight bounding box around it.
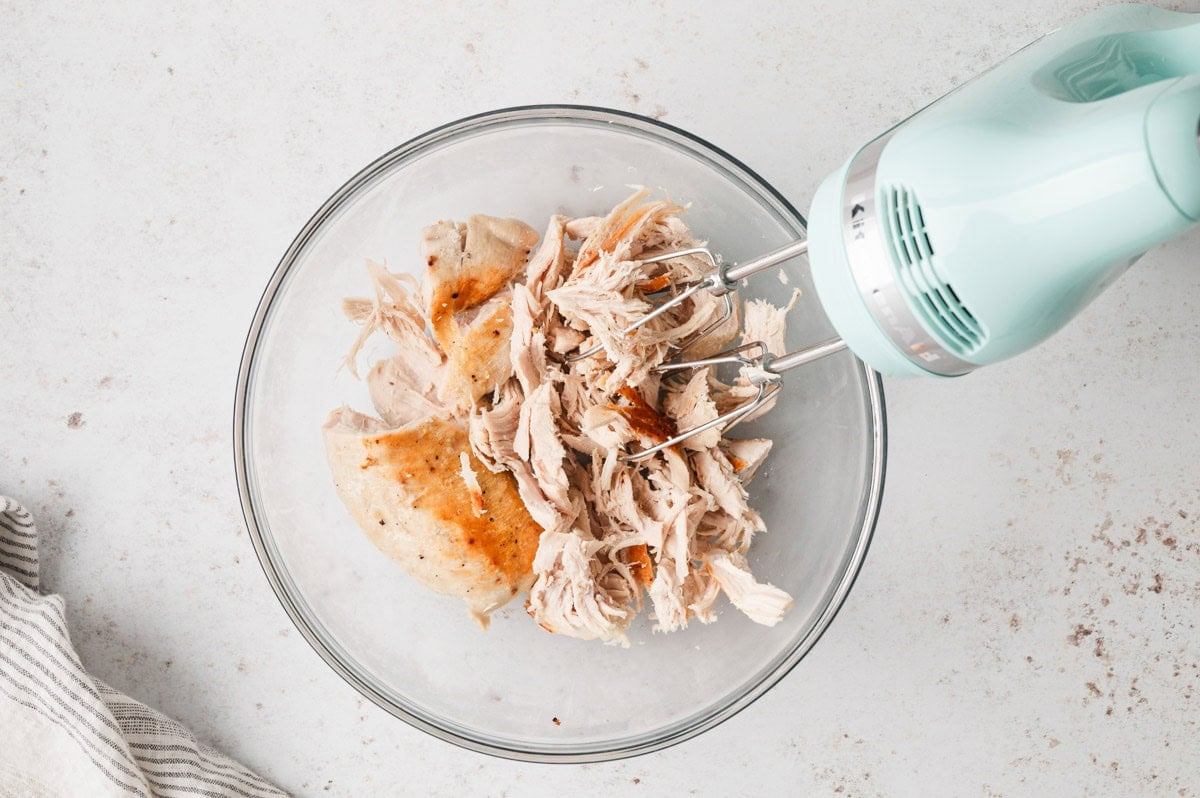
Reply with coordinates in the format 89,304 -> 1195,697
764,337 -> 847,375
717,239 -> 809,294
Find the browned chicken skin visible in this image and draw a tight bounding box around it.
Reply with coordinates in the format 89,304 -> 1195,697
324,409 -> 541,623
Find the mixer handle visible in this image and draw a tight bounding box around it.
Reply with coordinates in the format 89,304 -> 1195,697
1031,6 -> 1200,103
1028,5 -> 1200,220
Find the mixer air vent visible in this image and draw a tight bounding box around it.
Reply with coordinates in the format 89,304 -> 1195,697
883,186 -> 986,356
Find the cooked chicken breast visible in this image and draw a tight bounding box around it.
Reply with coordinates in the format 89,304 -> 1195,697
329,193 -> 796,641
421,215 -> 539,351
419,216 -> 536,410
323,407 -> 542,624
437,292 -> 515,410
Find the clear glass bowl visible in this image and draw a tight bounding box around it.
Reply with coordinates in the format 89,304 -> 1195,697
235,106 -> 885,762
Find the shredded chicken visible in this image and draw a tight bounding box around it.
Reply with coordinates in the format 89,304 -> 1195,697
458,452 -> 486,517
343,260 -> 443,380
705,551 -> 794,627
721,437 -> 774,482
741,298 -> 789,358
326,191 -> 797,640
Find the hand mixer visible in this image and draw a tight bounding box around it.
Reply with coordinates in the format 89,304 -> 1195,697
600,4 -> 1200,462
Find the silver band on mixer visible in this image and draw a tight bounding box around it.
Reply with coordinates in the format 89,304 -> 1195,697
841,131 -> 976,377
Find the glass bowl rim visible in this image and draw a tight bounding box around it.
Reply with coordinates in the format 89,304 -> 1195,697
232,103 -> 888,763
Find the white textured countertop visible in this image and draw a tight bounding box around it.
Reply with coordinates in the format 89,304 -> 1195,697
4,1 -> 1200,795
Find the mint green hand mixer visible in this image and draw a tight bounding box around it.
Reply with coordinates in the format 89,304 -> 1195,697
606,4 -> 1200,461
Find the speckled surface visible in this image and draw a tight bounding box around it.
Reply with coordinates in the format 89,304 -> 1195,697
3,1 -> 1200,795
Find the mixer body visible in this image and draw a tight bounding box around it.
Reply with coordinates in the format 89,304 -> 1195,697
809,4 -> 1200,378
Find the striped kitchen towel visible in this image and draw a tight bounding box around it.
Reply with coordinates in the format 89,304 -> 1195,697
0,496 -> 287,797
